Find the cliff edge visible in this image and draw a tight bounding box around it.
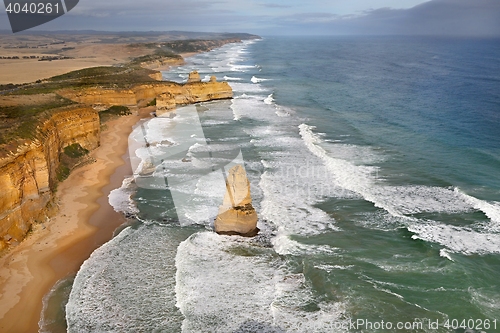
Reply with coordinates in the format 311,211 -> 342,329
0,71 -> 233,251
0,106 -> 100,250
57,71 -> 233,116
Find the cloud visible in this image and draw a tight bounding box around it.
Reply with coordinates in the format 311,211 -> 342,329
1,0 -> 499,36
273,0 -> 500,36
259,3 -> 292,9
358,0 -> 500,36
280,12 -> 340,24
69,0 -> 220,17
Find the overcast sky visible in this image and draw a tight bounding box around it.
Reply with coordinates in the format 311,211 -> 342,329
1,0 -> 499,36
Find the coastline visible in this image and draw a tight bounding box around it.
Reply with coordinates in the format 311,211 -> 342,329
0,39 -> 243,331
0,109 -> 150,332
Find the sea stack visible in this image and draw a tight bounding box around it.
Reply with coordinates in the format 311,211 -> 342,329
215,164 -> 259,237
187,70 -> 201,83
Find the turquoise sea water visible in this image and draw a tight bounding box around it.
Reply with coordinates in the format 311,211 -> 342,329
55,37 -> 500,332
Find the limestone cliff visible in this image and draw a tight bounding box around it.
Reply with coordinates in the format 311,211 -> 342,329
0,106 -> 100,251
214,165 -> 258,237
187,71 -> 201,83
56,73 -> 233,111
148,72 -> 164,81
56,88 -> 138,106
0,71 -> 232,251
140,58 -> 185,71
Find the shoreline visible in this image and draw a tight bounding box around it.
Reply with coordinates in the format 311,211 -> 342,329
0,109 -> 150,332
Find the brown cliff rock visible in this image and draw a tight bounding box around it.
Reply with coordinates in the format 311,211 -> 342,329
0,106 -> 100,251
56,88 -> 137,106
57,79 -> 233,109
187,70 -> 201,83
141,58 -> 185,71
214,165 -> 258,237
156,92 -> 177,116
0,69 -> 233,251
148,72 -> 164,81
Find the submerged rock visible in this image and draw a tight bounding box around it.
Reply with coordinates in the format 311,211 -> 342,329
215,165 -> 259,237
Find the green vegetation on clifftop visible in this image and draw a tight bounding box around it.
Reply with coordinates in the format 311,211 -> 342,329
99,105 -> 131,123
0,35 -> 256,147
0,97 -> 76,144
58,143 -> 90,181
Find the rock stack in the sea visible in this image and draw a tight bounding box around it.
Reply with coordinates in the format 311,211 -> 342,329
215,165 -> 259,237
187,70 -> 201,83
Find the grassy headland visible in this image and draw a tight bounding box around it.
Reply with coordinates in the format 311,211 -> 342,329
0,32 -> 259,148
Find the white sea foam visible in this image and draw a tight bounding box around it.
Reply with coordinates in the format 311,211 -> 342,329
299,123 -> 385,207
314,264 -> 354,272
298,124 -> 491,216
275,108 -> 291,117
469,288 -> 500,320
408,221 -> 500,255
251,76 -> 270,83
299,123 -> 500,255
272,234 -> 340,256
264,93 -> 274,105
201,119 -> 231,126
233,93 -> 264,100
230,82 -> 269,93
322,142 -> 385,165
230,97 -> 276,121
230,99 -> 243,121
175,232 -> 348,333
455,188 -> 500,231
108,177 -> 139,214
254,124 -> 353,239
361,255 -> 455,274
260,171 -> 339,237
230,64 -> 257,72
439,249 -> 454,261
139,117 -> 175,145
127,102 -> 249,227
66,225 -> 185,332
223,75 -> 242,81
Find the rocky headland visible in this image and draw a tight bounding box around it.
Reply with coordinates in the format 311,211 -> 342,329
0,33 -> 261,333
0,106 -> 100,251
0,66 -> 233,251
57,70 -> 232,116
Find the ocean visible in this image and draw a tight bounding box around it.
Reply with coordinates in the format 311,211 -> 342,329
46,36 -> 500,332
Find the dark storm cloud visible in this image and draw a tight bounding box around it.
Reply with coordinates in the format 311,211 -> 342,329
1,0 -> 498,35
281,0 -> 500,36
361,0 -> 500,36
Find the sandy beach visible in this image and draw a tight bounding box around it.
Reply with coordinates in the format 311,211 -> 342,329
0,110 -> 149,332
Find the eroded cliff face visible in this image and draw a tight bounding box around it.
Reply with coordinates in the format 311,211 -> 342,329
0,71 -> 233,251
0,106 -> 100,250
56,88 -> 138,106
56,74 -> 233,114
140,58 -> 185,71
